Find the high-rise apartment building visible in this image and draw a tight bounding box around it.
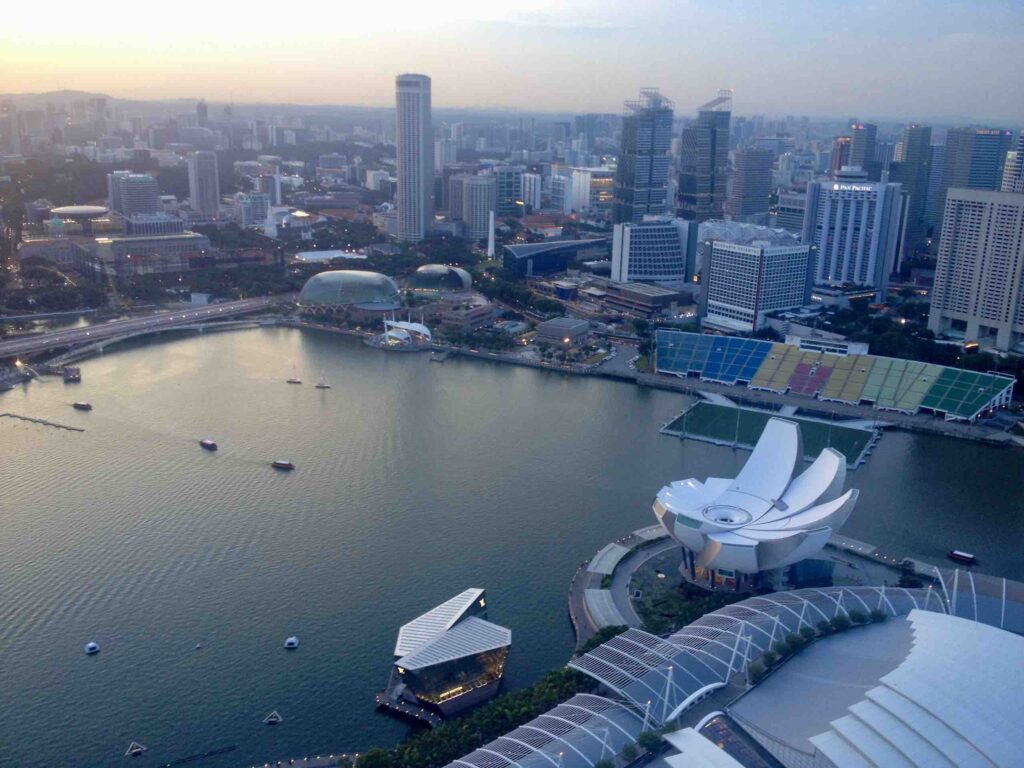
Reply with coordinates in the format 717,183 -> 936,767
551,174 -> 573,215
888,124 -> 932,258
726,148 -> 773,222
928,189 -> 1024,352
612,89 -> 674,224
494,165 -> 525,218
461,175 -> 496,240
610,217 -> 696,287
187,150 -> 220,217
395,73 -> 433,242
678,90 -> 731,222
802,175 -> 904,300
929,127 -> 1013,235
107,171 -> 159,216
700,238 -> 812,333
434,138 -> 457,169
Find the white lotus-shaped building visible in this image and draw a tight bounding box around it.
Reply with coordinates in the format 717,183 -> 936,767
654,417 -> 858,577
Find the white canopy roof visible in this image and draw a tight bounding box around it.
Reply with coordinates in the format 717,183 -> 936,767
394,588 -> 485,657
397,616 -> 511,671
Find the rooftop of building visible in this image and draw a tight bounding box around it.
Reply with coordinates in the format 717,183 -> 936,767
536,317 -> 590,332
608,281 -> 682,298
697,219 -> 801,247
503,238 -> 609,260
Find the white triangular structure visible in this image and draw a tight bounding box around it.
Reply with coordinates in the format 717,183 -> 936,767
125,742 -> 147,757
263,710 -> 283,724
394,588 -> 486,657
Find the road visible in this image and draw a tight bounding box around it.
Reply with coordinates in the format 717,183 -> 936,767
0,296 -> 279,360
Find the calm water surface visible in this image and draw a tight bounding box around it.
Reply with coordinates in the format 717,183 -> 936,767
1,328 -> 1022,767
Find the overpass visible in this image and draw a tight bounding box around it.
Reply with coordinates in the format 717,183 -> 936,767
0,297 -> 281,361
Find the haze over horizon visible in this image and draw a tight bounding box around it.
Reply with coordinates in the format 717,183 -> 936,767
5,0 -> 1023,121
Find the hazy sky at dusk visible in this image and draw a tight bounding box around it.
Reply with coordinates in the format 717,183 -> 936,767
4,0 -> 1023,120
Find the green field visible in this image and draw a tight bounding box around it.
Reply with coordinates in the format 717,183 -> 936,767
664,401 -> 873,466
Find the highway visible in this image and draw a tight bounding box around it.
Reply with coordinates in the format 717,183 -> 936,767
0,296 -> 279,360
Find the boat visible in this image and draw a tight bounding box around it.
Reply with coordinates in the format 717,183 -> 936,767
263,710 -> 283,725
73,402 -> 92,411
199,439 -> 218,451
286,362 -> 302,384
284,635 -> 299,649
430,351 -> 449,363
84,641 -> 100,655
315,371 -> 331,389
125,742 -> 147,757
948,550 -> 977,565
272,460 -> 295,471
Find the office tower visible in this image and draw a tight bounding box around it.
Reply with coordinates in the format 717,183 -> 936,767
613,89 -> 674,224
929,127 -> 1014,234
395,73 -> 433,242
802,175 -> 904,300
573,114 -> 600,151
678,90 -> 731,222
0,101 -> 20,154
571,168 -> 615,215
196,99 -> 209,128
551,174 -> 573,214
461,175 -> 496,240
928,189 -> 1024,351
887,124 -> 932,259
610,217 -> 696,286
187,150 -> 220,217
257,174 -> 282,206
924,143 -> 947,236
434,138 -> 457,169
849,122 -> 877,170
440,163 -> 476,212
494,165 -> 525,217
107,171 -> 159,216
775,192 -> 806,232
829,136 -> 852,177
234,192 -> 270,227
448,174 -> 473,220
726,149 -> 773,222
1001,134 -> 1023,193
700,238 -> 812,332
522,172 -> 542,211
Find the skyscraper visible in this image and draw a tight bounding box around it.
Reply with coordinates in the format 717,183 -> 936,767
849,122 -> 878,176
107,171 -> 159,216
610,217 -> 696,286
929,127 -> 1014,235
1001,133 -> 1023,193
829,136 -> 852,177
726,148 -> 773,222
494,165 -> 525,218
461,175 -> 497,241
612,89 -> 674,224
187,150 -> 220,217
888,124 -> 932,258
928,189 -> 1024,351
522,172 -> 542,212
196,99 -> 209,128
678,90 -> 731,222
802,174 -> 904,300
395,73 -> 433,242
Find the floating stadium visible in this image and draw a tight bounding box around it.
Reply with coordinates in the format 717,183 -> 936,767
655,330 -> 1015,423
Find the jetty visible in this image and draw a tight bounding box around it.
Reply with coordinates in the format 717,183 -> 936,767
0,413 -> 85,432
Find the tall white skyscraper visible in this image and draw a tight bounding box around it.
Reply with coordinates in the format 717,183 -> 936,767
928,189 -> 1024,352
461,175 -> 496,240
187,150 -> 220,217
395,73 -> 433,242
522,173 -> 542,211
802,174 -> 904,300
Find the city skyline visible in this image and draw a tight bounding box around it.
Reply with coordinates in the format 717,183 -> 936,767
3,1 -> 1023,121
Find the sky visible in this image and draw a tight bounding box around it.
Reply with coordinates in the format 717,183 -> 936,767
3,0 -> 1023,121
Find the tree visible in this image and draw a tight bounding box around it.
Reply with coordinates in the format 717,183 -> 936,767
816,620 -> 833,635
829,615 -> 851,632
637,731 -> 662,753
869,609 -> 888,623
747,659 -> 767,683
799,626 -> 817,642
594,760 -> 614,768
848,609 -> 868,625
358,749 -> 394,768
762,650 -> 780,667
621,743 -> 638,761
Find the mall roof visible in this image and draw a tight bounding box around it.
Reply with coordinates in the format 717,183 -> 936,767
445,693 -> 644,768
730,609 -> 1024,768
394,588 -> 485,657
503,238 -> 609,261
397,616 -> 510,671
569,587 -> 945,725
654,417 -> 858,573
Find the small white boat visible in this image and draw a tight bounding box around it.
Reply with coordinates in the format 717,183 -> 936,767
125,741 -> 147,757
264,710 -> 283,725
286,362 -> 302,384
199,439 -> 218,451
84,642 -> 100,655
315,371 -> 331,389
284,636 -> 299,649
272,460 -> 295,471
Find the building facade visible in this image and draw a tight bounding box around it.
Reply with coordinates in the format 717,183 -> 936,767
612,89 -> 674,224
802,176 -> 904,299
929,127 -> 1013,235
1001,133 -> 1023,194
107,171 -> 159,216
395,73 -> 433,242
701,239 -> 812,332
726,148 -> 773,222
522,172 -> 542,211
928,188 -> 1024,352
610,217 -> 696,287
187,150 -> 220,217
678,91 -> 731,222
461,175 -> 496,240
494,165 -> 525,218
775,192 -> 806,232
888,124 -> 932,258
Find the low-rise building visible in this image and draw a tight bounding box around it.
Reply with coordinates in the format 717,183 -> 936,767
535,317 -> 590,346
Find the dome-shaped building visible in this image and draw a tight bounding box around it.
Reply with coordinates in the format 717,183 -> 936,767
297,270 -> 402,316
407,264 -> 473,293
